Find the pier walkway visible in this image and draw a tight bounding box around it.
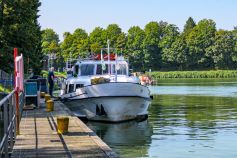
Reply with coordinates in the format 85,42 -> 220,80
11,100 -> 117,158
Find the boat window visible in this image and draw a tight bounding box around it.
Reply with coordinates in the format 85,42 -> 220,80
116,64 -> 127,75
96,64 -> 109,75
74,65 -> 79,76
69,84 -> 74,93
96,64 -> 102,75
76,84 -> 84,88
80,64 -> 95,76
96,64 -> 127,75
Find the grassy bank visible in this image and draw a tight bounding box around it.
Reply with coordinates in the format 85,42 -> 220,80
41,70 -> 66,78
149,70 -> 237,79
0,85 -> 11,93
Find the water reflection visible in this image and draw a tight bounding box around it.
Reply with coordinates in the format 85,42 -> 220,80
149,95 -> 237,158
150,78 -> 237,97
87,120 -> 153,158
88,79 -> 237,158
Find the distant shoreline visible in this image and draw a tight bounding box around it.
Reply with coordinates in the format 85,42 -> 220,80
149,70 -> 237,79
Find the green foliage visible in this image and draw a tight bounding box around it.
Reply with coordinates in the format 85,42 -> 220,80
207,30 -> 235,69
150,70 -> 237,79
160,24 -> 180,68
162,36 -> 188,70
1,6 -> 236,74
125,26 -> 145,70
186,19 -> 216,69
41,28 -> 63,70
60,28 -> 89,60
106,24 -> 122,48
42,17 -> 237,72
41,70 -> 66,78
183,17 -> 196,33
0,0 -> 42,74
232,29 -> 237,61
143,21 -> 161,69
41,28 -> 60,54
116,32 -> 126,49
0,85 -> 10,93
89,27 -> 106,53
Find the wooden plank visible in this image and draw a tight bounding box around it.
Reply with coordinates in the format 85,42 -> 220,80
11,99 -> 118,158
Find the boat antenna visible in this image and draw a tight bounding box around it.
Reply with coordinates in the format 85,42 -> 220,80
115,49 -> 118,82
101,49 -> 105,74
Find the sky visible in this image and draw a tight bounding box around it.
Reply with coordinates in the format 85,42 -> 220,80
39,0 -> 237,41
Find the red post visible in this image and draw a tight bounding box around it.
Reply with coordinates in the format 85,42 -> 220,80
14,48 -> 20,135
14,48 -> 18,87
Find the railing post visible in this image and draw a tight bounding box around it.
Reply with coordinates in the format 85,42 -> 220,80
14,48 -> 20,135
9,95 -> 14,151
12,92 -> 17,143
3,101 -> 9,158
15,90 -> 20,135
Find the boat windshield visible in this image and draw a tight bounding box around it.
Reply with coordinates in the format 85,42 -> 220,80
96,64 -> 127,75
80,64 -> 94,76
96,64 -> 108,75
116,64 -> 127,75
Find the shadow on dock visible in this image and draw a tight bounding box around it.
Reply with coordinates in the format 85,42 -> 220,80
11,100 -> 118,158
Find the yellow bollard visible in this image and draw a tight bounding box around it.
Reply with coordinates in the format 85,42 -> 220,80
57,117 -> 69,134
40,92 -> 45,98
45,94 -> 50,102
46,100 -> 54,112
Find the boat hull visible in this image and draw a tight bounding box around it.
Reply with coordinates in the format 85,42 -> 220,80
61,83 -> 151,122
63,96 -> 150,122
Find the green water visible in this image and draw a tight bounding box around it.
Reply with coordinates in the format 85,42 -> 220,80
87,79 -> 237,158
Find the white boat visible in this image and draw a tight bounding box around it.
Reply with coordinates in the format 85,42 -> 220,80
60,44 -> 151,122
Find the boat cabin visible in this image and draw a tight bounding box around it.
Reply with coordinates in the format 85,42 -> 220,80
62,59 -> 136,95
72,60 -> 129,77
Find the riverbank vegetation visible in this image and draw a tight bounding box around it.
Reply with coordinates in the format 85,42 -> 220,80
0,85 -> 11,93
0,0 -> 236,74
42,17 -> 237,72
41,70 -> 66,78
149,70 -> 237,79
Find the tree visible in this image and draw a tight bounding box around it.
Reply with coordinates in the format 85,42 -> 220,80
143,21 -> 161,70
41,28 -> 62,70
183,17 -> 196,33
207,30 -> 235,69
105,24 -> 122,48
61,28 -> 88,60
162,36 -> 188,70
160,24 -> 180,67
41,28 -> 60,55
231,28 -> 237,67
186,19 -> 216,69
89,27 -> 106,53
72,28 -> 89,58
116,32 -> 126,49
160,24 -> 179,48
126,26 -> 145,71
0,0 -> 42,73
60,32 -> 74,60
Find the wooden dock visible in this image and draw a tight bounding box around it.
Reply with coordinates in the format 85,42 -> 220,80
11,99 -> 118,158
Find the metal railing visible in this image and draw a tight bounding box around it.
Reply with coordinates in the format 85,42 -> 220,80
0,90 -> 24,157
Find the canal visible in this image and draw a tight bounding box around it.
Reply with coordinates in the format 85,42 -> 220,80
87,78 -> 237,158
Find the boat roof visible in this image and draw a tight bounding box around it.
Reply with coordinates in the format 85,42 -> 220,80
75,56 -> 128,65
